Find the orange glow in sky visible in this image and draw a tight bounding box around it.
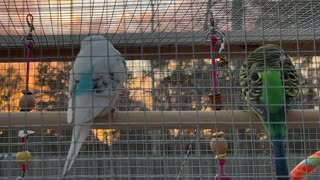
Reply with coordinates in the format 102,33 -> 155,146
0,0 -> 204,35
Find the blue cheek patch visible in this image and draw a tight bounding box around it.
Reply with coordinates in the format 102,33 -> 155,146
75,73 -> 93,95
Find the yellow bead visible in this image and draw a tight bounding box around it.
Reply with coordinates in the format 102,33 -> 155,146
16,151 -> 32,166
216,153 -> 227,159
212,131 -> 224,138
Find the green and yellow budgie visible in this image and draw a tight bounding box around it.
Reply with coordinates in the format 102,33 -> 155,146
240,44 -> 299,179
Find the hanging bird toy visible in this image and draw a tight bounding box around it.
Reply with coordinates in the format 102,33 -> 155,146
206,17 -> 227,111
16,130 -> 34,179
290,151 -> 320,180
19,14 -> 35,111
210,131 -> 232,180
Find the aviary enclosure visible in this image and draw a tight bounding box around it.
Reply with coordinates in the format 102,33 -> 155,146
0,0 -> 319,179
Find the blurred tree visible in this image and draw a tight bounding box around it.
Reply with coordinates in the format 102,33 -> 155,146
117,70 -> 149,111
34,62 -> 71,111
109,70 -> 150,152
0,66 -> 23,111
143,59 -> 218,155
152,59 -> 213,111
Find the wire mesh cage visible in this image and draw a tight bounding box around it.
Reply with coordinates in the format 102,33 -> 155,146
0,0 -> 319,179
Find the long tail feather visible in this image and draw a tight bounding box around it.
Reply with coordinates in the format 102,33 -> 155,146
272,135 -> 289,180
62,124 -> 92,177
266,111 -> 289,180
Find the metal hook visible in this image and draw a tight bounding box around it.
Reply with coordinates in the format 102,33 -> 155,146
26,14 -> 34,33
21,14 -> 35,45
215,29 -> 225,53
206,27 -> 225,53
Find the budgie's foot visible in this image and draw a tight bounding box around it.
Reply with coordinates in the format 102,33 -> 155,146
110,107 -> 117,120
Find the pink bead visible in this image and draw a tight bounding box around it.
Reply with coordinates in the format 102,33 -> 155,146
211,36 -> 218,44
219,159 -> 226,169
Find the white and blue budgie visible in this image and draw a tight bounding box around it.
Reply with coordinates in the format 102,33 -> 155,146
62,35 -> 127,177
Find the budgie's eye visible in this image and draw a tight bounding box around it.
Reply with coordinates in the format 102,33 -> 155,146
251,72 -> 260,81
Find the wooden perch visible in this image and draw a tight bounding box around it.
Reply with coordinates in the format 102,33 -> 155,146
0,110 -> 318,129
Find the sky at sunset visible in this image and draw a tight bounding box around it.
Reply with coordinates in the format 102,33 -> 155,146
0,0 -> 204,36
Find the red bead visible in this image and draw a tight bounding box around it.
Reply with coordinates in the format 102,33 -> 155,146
21,165 -> 27,172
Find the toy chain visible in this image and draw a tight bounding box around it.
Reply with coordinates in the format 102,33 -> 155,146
207,18 -> 226,95
176,16 -> 228,180
204,17 -> 228,111
176,129 -> 198,180
19,14 -> 36,112
251,129 -> 276,176
21,14 -> 34,94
